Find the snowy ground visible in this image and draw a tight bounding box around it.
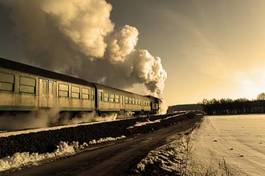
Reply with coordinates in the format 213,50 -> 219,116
0,136 -> 126,172
191,115 -> 265,176
133,114 -> 265,176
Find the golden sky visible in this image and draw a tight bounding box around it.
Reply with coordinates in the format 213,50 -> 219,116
1,0 -> 265,106
109,0 -> 265,105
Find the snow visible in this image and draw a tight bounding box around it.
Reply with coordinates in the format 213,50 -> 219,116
191,115 -> 265,176
134,114 -> 265,175
127,113 -> 185,129
0,141 -> 78,172
134,136 -> 191,175
88,135 -> 126,144
127,119 -> 161,129
0,136 -> 126,172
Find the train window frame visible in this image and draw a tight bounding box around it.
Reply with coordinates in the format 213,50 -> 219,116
19,76 -> 36,94
109,93 -> 114,103
103,92 -> 109,102
58,83 -> 69,98
0,72 -> 14,92
81,88 -> 90,100
115,94 -> 119,103
98,91 -> 103,101
71,85 -> 80,99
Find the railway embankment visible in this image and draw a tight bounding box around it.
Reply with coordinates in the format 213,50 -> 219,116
0,112 -> 203,159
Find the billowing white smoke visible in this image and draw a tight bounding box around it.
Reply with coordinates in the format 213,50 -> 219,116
132,50 -> 167,95
42,0 -> 113,58
107,25 -> 138,62
2,0 -> 167,95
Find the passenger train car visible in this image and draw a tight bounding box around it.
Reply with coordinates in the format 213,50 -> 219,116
0,58 -> 161,115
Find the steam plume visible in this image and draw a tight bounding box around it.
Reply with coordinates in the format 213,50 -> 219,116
1,0 -> 167,95
107,25 -> 138,62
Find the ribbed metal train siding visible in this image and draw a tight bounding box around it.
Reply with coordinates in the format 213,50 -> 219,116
0,67 -> 95,111
0,57 -> 159,113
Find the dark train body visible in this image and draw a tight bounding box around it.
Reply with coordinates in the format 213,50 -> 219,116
0,58 -> 161,115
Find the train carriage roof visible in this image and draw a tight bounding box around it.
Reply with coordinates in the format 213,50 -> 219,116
0,57 -> 161,101
0,57 -> 94,87
94,83 -> 149,98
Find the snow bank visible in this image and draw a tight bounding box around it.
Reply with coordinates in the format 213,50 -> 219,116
133,135 -> 192,175
127,113 -> 184,129
0,136 -> 126,172
88,136 -> 126,144
127,119 -> 161,129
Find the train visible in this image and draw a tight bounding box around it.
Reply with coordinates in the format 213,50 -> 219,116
0,57 -> 161,117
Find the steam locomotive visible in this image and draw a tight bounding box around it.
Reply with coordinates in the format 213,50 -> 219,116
0,57 -> 161,116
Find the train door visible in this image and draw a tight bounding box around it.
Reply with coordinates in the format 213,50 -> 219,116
39,79 -> 56,108
47,80 -> 56,107
39,78 -> 48,108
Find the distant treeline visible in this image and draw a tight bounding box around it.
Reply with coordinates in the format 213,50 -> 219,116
201,98 -> 265,115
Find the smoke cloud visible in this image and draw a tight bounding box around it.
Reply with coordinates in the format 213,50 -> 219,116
107,25 -> 138,62
1,0 -> 167,95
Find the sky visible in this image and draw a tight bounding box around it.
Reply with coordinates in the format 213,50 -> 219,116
1,0 -> 265,106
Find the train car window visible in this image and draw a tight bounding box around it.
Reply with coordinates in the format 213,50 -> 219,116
71,86 -> 80,99
98,92 -> 103,101
19,76 -> 36,94
103,92 -> 109,102
58,83 -> 69,97
81,88 -> 89,99
125,97 -> 128,104
115,94 -> 119,103
0,72 -> 14,91
109,93 -> 114,102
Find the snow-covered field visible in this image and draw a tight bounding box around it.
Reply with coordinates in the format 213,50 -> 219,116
192,115 -> 265,176
133,115 -> 265,175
